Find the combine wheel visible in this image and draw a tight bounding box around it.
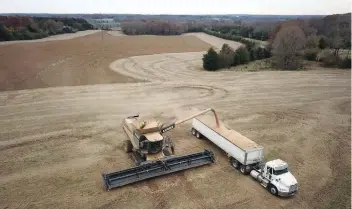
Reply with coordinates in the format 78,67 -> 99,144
123,140 -> 133,153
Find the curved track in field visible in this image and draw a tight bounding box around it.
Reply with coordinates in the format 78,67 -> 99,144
0,33 -> 350,209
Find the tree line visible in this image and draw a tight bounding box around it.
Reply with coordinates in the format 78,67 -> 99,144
269,14 -> 351,70
203,44 -> 271,71
121,20 -> 205,35
0,16 -> 93,41
203,14 -> 351,71
210,25 -> 270,41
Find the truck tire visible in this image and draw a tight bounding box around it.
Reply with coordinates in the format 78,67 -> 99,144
240,165 -> 247,174
268,185 -> 278,196
191,128 -> 196,136
123,140 -> 133,153
196,131 -> 202,139
231,159 -> 239,169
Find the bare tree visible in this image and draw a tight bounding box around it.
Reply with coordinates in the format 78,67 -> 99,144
305,35 -> 319,48
121,19 -> 188,35
272,25 -> 306,70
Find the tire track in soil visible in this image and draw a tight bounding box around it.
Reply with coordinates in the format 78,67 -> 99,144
175,172 -> 207,209
144,180 -> 170,209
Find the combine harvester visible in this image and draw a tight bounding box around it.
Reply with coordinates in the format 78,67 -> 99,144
102,108 -> 219,191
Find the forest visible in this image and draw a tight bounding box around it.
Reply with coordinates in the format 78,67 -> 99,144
0,16 -> 93,41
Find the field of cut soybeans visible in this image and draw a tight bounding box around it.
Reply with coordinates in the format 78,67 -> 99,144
0,31 -> 350,209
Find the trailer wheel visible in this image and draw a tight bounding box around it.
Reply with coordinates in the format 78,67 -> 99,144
231,159 -> 239,169
240,165 -> 247,174
196,131 -> 202,139
123,140 -> 133,153
268,185 -> 278,196
191,128 -> 196,136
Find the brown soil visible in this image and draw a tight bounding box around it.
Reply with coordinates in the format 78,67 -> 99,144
0,33 -> 350,209
0,32 -> 210,91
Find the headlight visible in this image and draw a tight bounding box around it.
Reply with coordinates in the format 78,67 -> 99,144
279,187 -> 289,192
289,184 -> 298,191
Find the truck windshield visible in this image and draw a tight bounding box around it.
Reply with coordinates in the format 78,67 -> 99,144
273,168 -> 288,175
149,141 -> 162,153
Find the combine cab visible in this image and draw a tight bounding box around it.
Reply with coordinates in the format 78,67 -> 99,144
122,116 -> 174,164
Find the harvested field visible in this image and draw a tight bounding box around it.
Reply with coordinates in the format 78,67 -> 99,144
0,32 -> 350,209
0,30 -> 101,45
184,32 -> 243,50
0,32 -> 210,91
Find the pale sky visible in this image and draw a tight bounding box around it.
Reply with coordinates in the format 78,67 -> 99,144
0,0 -> 351,15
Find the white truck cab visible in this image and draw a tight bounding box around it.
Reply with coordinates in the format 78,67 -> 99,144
250,159 -> 298,196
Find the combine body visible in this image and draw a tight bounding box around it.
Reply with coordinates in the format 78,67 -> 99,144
191,117 -> 298,197
122,116 -> 168,162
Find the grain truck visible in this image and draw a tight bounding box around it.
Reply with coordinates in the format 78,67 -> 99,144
191,117 -> 298,197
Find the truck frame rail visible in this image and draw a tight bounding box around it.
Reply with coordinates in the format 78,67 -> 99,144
102,149 -> 215,191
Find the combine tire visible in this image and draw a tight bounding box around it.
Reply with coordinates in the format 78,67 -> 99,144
123,140 -> 133,153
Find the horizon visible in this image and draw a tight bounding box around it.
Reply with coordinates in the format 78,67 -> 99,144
0,0 -> 350,16
0,12 -> 335,16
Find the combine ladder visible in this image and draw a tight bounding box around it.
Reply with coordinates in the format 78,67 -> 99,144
102,149 -> 215,191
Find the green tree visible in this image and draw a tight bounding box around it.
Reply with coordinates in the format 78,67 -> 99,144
218,44 -> 235,68
27,22 -> 41,33
73,23 -> 83,31
236,47 -> 250,64
256,48 -> 265,60
304,48 -> 320,61
43,19 -> 63,35
0,24 -> 14,41
203,48 -> 219,71
339,56 -> 351,69
233,53 -> 241,66
319,37 -> 327,49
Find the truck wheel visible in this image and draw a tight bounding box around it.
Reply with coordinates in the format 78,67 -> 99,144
231,159 -> 239,169
123,140 -> 133,153
191,128 -> 196,136
268,185 -> 278,196
240,165 -> 247,174
196,131 -> 202,139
